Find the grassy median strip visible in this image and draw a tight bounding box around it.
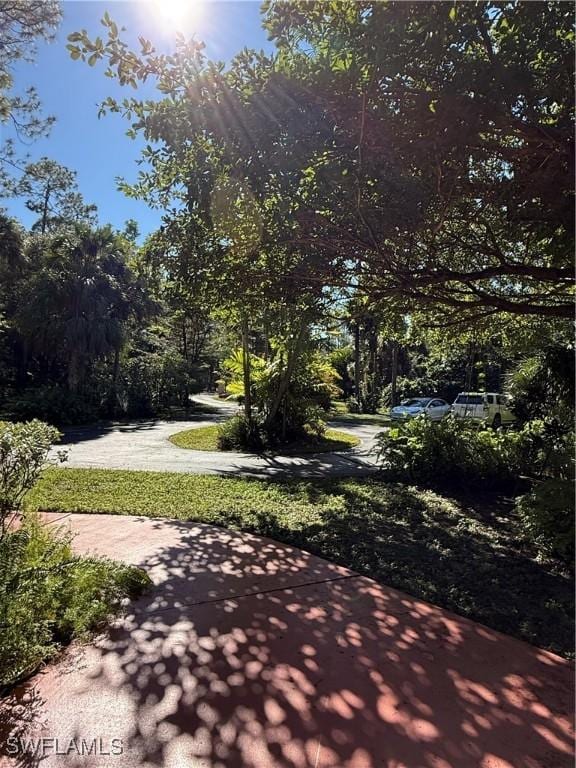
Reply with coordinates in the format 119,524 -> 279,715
24,467 -> 573,658
169,424 -> 360,453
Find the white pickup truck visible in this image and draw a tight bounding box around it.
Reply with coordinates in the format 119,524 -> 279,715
452,392 -> 517,428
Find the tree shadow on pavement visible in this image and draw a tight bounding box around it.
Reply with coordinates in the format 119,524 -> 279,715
1,515 -> 573,768
251,481 -> 574,657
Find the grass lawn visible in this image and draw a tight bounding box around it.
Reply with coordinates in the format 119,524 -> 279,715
169,424 -> 361,453
329,400 -> 391,427
26,467 -> 573,658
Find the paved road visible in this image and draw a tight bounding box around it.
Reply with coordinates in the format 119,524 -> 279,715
1,513 -> 573,768
53,395 -> 383,478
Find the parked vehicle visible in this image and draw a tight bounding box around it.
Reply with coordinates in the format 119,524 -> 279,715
452,392 -> 516,428
390,397 -> 451,421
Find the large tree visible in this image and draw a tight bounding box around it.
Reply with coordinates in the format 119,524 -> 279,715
260,1 -> 574,320
0,1 -> 61,190
69,2 -> 573,323
14,157 -> 97,233
16,225 -> 147,393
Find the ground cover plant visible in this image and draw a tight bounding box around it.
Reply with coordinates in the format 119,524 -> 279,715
26,467 -> 574,659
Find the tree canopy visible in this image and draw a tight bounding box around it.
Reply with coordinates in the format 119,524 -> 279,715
14,158 -> 98,233
68,1 -> 574,323
0,1 -> 61,190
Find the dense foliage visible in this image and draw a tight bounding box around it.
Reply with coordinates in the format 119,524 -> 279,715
0,217 -> 214,423
0,419 -> 64,535
0,515 -> 149,689
377,416 -> 524,490
71,1 -> 574,321
0,415 -> 148,690
2,1 -> 572,437
377,414 -> 574,563
217,347 -> 341,448
517,481 -> 574,564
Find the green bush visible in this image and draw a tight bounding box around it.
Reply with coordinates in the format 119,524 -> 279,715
2,387 -> 99,426
377,415 -> 575,563
347,396 -> 361,413
511,418 -> 574,480
0,515 -> 150,689
0,419 -> 64,535
216,410 -> 327,452
516,479 -> 575,564
506,344 -> 574,424
217,413 -> 264,452
121,353 -> 202,417
220,348 -> 337,444
376,415 -> 524,489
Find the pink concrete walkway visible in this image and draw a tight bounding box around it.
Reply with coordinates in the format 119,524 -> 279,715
1,513 -> 574,768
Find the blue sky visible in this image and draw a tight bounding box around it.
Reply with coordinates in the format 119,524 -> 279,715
4,1 -> 272,239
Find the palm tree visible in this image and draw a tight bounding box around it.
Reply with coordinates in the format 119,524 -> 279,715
17,225 -> 147,394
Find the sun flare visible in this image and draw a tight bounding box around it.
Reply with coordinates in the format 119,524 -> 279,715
151,0 -> 203,32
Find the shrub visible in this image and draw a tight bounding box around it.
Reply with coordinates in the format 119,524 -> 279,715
347,396 -> 361,413
217,414 -> 264,452
359,389 -> 381,414
220,348 -> 336,444
0,420 -> 65,535
516,479 -> 575,564
377,415 -> 575,563
216,411 -> 327,452
0,515 -> 150,689
512,419 -> 574,563
376,415 -> 524,490
512,418 -> 574,480
121,353 -> 202,417
2,387 -> 99,426
506,344 -> 574,424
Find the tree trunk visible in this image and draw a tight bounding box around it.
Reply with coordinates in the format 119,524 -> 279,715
367,321 -> 378,412
68,349 -> 80,394
240,314 -> 252,424
264,321 -> 308,429
181,320 -> 190,407
390,340 -> 399,407
182,320 -> 188,360
353,322 -> 361,410
41,182 -> 51,235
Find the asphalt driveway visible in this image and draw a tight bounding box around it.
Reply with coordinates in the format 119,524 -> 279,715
52,396 -> 382,478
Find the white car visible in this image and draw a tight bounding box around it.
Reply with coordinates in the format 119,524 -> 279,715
390,397 -> 452,421
452,392 -> 516,428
